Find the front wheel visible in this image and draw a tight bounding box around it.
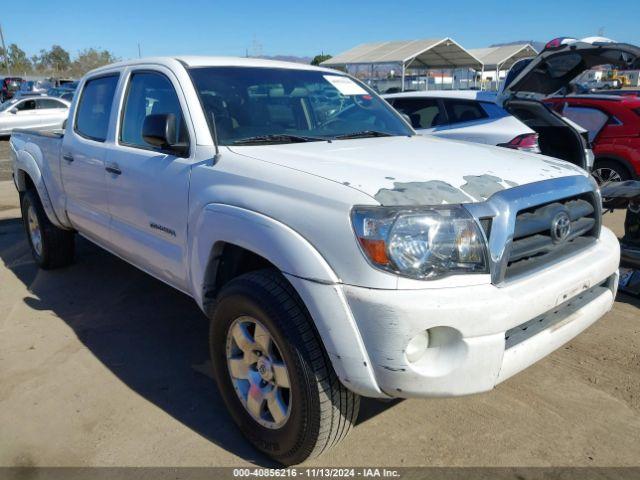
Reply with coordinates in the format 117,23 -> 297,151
209,270 -> 360,465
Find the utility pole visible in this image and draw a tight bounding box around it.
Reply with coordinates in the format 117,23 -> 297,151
0,23 -> 10,76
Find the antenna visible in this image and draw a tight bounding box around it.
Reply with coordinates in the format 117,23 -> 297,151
0,23 -> 10,76
251,35 -> 263,58
597,26 -> 605,36
137,42 -> 142,58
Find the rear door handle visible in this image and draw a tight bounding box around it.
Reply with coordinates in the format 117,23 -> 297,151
105,163 -> 122,176
62,153 -> 74,163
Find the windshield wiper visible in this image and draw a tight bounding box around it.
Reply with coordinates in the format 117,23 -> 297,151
333,130 -> 394,140
231,134 -> 326,145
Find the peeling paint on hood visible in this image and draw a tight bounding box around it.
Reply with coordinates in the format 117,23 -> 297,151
229,135 -> 588,206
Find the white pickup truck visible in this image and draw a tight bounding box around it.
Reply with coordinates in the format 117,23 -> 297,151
10,56 -> 621,465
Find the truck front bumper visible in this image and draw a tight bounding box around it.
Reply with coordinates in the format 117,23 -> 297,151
291,227 -> 620,399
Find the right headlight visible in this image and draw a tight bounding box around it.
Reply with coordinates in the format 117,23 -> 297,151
351,205 -> 488,280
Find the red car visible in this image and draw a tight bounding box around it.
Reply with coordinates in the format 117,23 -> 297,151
545,94 -> 640,183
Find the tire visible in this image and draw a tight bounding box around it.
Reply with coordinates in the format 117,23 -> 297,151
209,269 -> 360,465
21,189 -> 75,269
592,159 -> 631,186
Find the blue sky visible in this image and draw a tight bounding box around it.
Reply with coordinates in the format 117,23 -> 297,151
3,0 -> 640,60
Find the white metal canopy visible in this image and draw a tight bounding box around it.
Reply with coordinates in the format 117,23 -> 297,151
468,44 -> 538,71
321,38 -> 484,70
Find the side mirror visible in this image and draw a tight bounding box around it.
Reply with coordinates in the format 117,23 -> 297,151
142,113 -> 187,155
10,108 -> 18,114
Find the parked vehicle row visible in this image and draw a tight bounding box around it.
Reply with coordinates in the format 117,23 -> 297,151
384,38 -> 640,188
10,50 -> 626,464
1,77 -> 78,103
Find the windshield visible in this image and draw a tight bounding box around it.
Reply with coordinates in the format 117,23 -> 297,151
188,66 -> 412,145
0,98 -> 19,112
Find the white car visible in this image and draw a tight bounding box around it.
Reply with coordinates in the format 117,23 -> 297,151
10,56 -> 621,465
383,90 -> 541,152
0,96 -> 69,135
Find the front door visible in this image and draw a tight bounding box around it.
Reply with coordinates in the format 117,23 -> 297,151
10,99 -> 39,130
105,68 -> 193,290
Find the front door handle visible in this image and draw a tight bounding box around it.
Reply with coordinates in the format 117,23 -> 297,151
105,164 -> 122,175
62,153 -> 74,163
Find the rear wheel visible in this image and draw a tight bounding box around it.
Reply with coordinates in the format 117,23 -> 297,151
592,159 -> 631,185
209,269 -> 360,465
21,189 -> 75,269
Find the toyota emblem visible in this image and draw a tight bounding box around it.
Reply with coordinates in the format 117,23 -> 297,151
551,211 -> 571,243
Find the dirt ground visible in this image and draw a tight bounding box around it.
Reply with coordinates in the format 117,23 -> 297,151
0,173 -> 639,468
0,139 -> 12,182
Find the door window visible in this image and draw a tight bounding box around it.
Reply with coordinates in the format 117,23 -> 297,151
16,100 -> 36,111
443,99 -> 488,125
75,75 -> 119,142
120,71 -> 189,151
390,97 -> 446,129
36,98 -> 67,109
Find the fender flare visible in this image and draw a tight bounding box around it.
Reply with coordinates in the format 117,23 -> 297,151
189,203 -> 340,306
13,148 -> 67,229
189,203 -> 384,397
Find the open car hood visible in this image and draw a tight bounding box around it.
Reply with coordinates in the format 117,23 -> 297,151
500,38 -> 640,99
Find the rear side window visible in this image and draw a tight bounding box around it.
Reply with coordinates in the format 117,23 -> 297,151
36,98 -> 67,109
75,75 -> 119,142
562,105 -> 609,143
478,102 -> 509,119
119,71 -> 189,152
390,97 -> 446,129
444,99 -> 488,125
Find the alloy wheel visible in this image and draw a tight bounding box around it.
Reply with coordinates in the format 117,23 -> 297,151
225,316 -> 292,429
27,205 -> 43,257
593,167 -> 622,185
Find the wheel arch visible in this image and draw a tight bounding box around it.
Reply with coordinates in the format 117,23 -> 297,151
189,203 -> 383,398
13,148 -> 67,229
594,154 -> 638,179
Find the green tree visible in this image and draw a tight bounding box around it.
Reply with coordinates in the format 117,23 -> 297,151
71,48 -> 119,76
311,54 -> 332,66
6,43 -> 32,74
30,49 -> 48,72
0,46 -> 8,72
47,45 -> 71,72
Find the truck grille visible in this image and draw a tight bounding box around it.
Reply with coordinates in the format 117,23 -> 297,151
505,194 -> 600,280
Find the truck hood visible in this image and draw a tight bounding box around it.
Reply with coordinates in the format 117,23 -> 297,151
229,135 -> 587,206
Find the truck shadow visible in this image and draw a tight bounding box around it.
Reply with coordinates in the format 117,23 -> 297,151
0,216 -> 398,466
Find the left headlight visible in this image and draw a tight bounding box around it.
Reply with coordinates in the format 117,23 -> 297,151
351,205 -> 488,280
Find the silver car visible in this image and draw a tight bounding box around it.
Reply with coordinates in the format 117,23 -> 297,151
0,96 -> 69,135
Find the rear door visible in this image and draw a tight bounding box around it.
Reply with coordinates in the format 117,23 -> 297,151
61,74 -> 120,242
105,67 -> 194,290
34,98 -> 68,130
